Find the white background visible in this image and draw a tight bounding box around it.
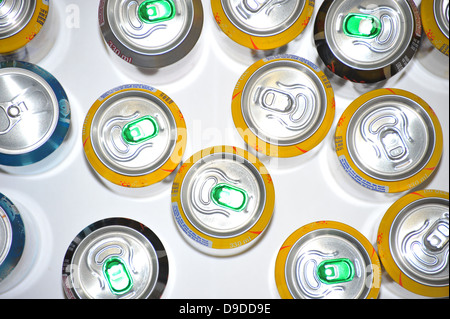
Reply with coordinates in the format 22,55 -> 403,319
0,0 -> 448,299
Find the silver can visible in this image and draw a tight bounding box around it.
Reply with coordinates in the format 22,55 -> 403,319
171,146 -> 275,256
377,189 -> 449,298
82,84 -> 187,197
0,193 -> 25,284
275,221 -> 381,299
62,217 -> 169,299
99,0 -> 204,69
314,0 -> 421,84
0,61 -> 71,174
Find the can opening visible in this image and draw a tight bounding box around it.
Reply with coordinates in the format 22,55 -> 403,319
121,115 -> 159,145
210,183 -> 249,212
103,257 -> 134,296
343,14 -> 382,39
138,0 -> 176,24
317,258 -> 355,285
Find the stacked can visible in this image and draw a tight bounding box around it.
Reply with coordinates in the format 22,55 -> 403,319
62,217 -> 169,299
333,88 -> 443,201
275,221 -> 381,299
211,0 -> 315,63
171,145 -> 275,256
231,54 -> 335,167
0,0 -> 55,63
99,0 -> 204,83
377,189 -> 449,298
82,84 -> 186,197
417,0 -> 449,77
0,61 -> 71,174
314,0 -> 421,95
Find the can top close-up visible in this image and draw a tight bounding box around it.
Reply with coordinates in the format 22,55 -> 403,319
421,0 -> 449,56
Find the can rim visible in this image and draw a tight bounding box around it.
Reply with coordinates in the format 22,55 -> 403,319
82,84 -> 186,188
335,88 -> 443,193
275,220 -> 381,299
377,189 -> 449,297
171,145 -> 275,251
421,0 -> 449,56
211,0 -> 314,50
0,0 -> 48,54
232,55 -> 335,158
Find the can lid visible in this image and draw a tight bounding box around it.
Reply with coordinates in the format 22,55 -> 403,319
100,0 -> 203,68
62,218 -> 169,299
0,62 -> 70,167
0,0 -> 48,54
335,88 -> 443,193
212,0 -> 314,50
232,55 -> 335,157
421,0 -> 449,56
83,84 -> 186,188
377,190 -> 449,297
275,221 -> 381,299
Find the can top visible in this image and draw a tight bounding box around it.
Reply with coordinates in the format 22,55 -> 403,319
0,0 -> 35,40
0,67 -> 59,157
421,0 -> 449,56
63,218 -> 169,299
275,221 -> 381,299
377,190 -> 449,297
434,0 -> 449,39
344,90 -> 439,183
323,0 -> 417,70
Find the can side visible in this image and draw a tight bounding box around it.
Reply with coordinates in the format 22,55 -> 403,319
335,88 -> 443,194
377,189 -> 449,298
421,0 -> 449,56
232,54 -> 335,158
171,145 -> 275,255
0,0 -> 49,54
211,0 -> 315,51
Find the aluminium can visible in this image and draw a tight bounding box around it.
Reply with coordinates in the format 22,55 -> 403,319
171,145 -> 275,256
232,54 -> 335,159
0,0 -> 52,63
314,0 -> 422,84
0,193 -> 25,284
421,0 -> 449,56
62,217 -> 169,299
99,0 -> 204,69
377,189 -> 449,298
275,221 -> 381,299
82,84 -> 187,196
0,61 -> 71,174
334,88 -> 443,196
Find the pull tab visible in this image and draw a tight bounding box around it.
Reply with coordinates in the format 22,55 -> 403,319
243,0 -> 270,13
343,13 -> 382,39
380,130 -> 407,160
138,0 -> 176,24
317,258 -> 355,284
0,102 -> 27,135
103,257 -> 133,295
424,220 -> 449,252
261,89 -> 293,113
210,183 -> 248,212
122,115 -> 159,145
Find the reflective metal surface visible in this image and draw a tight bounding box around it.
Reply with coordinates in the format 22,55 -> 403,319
0,0 -> 36,40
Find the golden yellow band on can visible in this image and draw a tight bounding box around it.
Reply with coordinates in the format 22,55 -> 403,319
335,88 -> 443,194
211,1 -> 314,51
377,189 -> 449,298
232,55 -> 335,158
82,86 -> 187,188
171,145 -> 275,250
275,220 -> 381,299
421,0 -> 449,56
0,1 -> 49,54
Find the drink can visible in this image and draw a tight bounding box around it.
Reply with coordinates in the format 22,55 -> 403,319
0,0 -> 54,63
211,0 -> 315,62
231,54 -> 335,164
314,0 -> 421,84
82,84 -> 187,197
334,88 -> 443,199
62,217 -> 169,299
0,61 -> 71,174
0,193 -> 25,285
416,0 -> 449,77
171,145 -> 275,256
99,0 -> 204,82
275,221 -> 381,299
377,189 -> 449,298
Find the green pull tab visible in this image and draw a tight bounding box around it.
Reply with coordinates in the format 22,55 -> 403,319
211,183 -> 248,212
343,13 -> 381,38
122,115 -> 159,145
138,0 -> 176,24
317,258 -> 355,284
103,257 -> 133,295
